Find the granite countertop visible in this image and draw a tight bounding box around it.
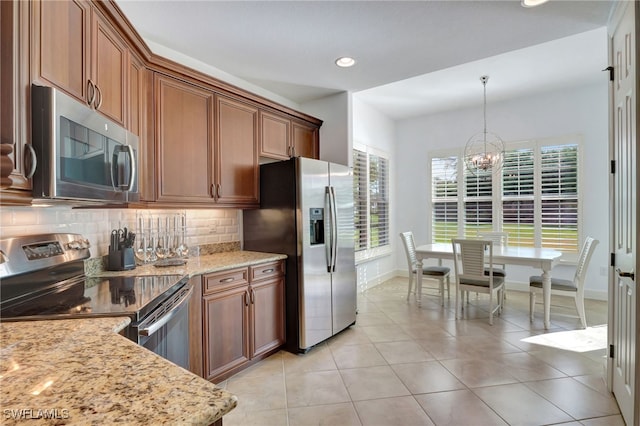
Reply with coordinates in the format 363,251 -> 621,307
88,250 -> 287,278
0,318 -> 237,425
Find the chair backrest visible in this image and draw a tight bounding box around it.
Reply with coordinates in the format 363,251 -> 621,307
574,236 -> 599,290
399,231 -> 418,272
451,238 -> 494,285
476,231 -> 508,248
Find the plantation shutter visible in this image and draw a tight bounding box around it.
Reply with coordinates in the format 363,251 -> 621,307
540,144 -> 579,252
353,149 -> 368,252
463,167 -> 493,238
502,148 -> 535,247
431,156 -> 458,243
369,154 -> 389,248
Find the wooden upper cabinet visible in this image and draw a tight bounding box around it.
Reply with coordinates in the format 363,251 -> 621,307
260,110 -> 319,160
34,0 -> 90,102
32,0 -> 128,126
215,96 -> 259,206
260,111 -> 291,160
154,74 -> 214,203
91,8 -> 127,125
292,120 -> 319,160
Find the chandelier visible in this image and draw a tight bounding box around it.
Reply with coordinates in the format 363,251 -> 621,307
464,76 -> 504,176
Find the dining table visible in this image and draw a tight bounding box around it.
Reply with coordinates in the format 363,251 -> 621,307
414,243 -> 563,329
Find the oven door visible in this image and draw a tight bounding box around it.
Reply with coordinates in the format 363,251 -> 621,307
133,284 -> 192,370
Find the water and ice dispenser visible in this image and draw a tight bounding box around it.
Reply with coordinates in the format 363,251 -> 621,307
309,208 -> 324,245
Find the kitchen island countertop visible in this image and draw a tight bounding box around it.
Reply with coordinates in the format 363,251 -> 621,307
0,317 -> 237,425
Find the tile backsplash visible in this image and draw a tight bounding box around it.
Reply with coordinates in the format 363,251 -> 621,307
0,206 -> 241,258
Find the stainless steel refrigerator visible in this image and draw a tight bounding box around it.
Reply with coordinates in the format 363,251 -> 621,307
243,157 -> 357,353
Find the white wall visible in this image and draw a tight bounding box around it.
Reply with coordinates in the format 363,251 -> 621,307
394,82 -> 609,299
301,92 -> 352,166
352,96 -> 398,291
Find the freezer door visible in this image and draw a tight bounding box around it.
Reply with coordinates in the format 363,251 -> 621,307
329,162 -> 357,334
298,158 -> 333,349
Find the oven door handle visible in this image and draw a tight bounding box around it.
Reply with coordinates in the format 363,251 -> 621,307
137,286 -> 192,337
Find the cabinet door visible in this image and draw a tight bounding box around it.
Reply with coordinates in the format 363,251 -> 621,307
260,111 -> 291,160
250,277 -> 285,358
292,121 -> 319,159
155,74 -> 214,202
203,285 -> 251,381
215,96 -> 259,206
33,0 -> 90,104
91,8 -> 127,125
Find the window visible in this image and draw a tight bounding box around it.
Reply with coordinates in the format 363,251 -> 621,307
430,136 -> 581,253
353,148 -> 390,253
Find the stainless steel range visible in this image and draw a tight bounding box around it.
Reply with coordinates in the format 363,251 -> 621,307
0,233 -> 191,370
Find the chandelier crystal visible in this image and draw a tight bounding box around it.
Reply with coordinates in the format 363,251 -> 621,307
464,76 -> 504,176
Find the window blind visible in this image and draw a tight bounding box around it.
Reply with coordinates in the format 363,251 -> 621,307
502,148 -> 535,247
540,144 -> 579,252
353,149 -> 368,252
463,168 -> 492,238
369,154 -> 389,248
431,156 -> 459,243
428,137 -> 581,254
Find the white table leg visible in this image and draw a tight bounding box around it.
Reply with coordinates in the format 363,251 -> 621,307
416,258 -> 423,307
542,267 -> 551,329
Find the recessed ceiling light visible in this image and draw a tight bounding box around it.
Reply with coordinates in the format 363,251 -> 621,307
521,0 -> 550,7
335,57 -> 356,68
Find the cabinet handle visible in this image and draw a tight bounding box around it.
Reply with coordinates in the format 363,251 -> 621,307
86,80 -> 96,106
244,291 -> 249,306
262,268 -> 274,274
291,146 -> 296,157
217,183 -> 222,198
220,277 -> 235,283
23,143 -> 37,179
249,288 -> 255,304
210,183 -> 215,198
94,85 -> 103,110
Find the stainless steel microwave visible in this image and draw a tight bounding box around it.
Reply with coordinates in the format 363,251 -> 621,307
31,84 -> 139,203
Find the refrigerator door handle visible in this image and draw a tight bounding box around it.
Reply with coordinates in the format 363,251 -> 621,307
329,186 -> 339,272
325,186 -> 333,272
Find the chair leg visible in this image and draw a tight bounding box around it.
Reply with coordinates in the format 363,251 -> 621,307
455,285 -> 460,319
439,277 -> 444,306
407,273 -> 414,301
490,293 -> 494,325
529,290 -> 536,322
575,294 -> 587,328
446,275 -> 451,299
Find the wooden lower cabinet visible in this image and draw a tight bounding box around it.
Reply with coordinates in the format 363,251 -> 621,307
201,260 -> 285,383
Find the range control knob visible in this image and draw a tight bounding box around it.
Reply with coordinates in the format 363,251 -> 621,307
68,239 -> 91,250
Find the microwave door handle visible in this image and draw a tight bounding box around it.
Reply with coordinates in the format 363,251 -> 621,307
110,146 -> 119,191
111,145 -> 136,192
124,144 -> 136,192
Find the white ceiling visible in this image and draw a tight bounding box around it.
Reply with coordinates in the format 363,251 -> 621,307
115,0 -> 614,120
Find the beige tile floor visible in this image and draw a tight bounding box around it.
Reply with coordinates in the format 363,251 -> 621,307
220,277 -> 624,426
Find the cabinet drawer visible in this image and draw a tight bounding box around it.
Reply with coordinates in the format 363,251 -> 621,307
203,267 -> 249,294
250,260 -> 285,282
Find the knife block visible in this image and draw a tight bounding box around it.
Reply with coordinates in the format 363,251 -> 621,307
107,246 -> 136,271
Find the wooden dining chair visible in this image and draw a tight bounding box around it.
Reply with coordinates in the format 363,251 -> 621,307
399,231 -> 450,306
451,238 -> 505,325
529,236 -> 598,328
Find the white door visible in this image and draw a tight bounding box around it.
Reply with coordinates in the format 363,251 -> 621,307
609,2 -> 637,425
